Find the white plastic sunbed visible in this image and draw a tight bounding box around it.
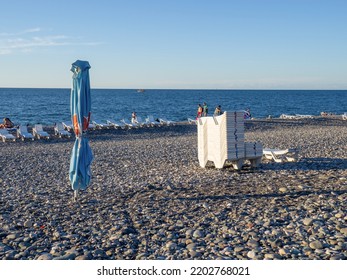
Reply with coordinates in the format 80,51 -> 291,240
0,129 -> 16,142
188,118 -> 197,124
120,118 -> 135,129
279,114 -> 297,119
63,120 -> 95,131
342,113 -> 347,120
295,114 -> 313,119
62,121 -> 73,132
159,117 -> 176,126
107,119 -> 125,129
92,119 -> 112,129
32,124 -> 50,139
146,115 -> 161,126
17,125 -> 34,141
263,148 -> 299,163
54,123 -> 71,138
135,116 -> 149,127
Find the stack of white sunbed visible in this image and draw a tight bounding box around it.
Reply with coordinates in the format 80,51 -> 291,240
245,142 -> 263,167
197,111 -> 263,170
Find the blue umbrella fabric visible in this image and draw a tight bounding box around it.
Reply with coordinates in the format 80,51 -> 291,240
69,60 -> 93,199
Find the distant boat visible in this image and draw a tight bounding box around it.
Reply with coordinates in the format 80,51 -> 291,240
137,89 -> 145,93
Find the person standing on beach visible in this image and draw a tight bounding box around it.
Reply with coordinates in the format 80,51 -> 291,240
196,104 -> 203,119
203,102 -> 208,116
131,111 -> 137,123
244,108 -> 251,119
214,105 -> 222,116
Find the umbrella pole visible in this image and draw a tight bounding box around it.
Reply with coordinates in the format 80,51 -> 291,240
74,190 -> 78,202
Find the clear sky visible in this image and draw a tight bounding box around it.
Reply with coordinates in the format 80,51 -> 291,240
0,0 -> 346,89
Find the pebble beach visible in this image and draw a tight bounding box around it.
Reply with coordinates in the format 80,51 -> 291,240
0,118 -> 347,260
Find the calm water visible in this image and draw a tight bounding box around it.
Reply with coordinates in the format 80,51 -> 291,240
0,88 -> 346,125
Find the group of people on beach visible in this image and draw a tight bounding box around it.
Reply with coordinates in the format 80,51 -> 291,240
196,102 -> 223,119
196,104 -> 251,120
0,118 -> 14,129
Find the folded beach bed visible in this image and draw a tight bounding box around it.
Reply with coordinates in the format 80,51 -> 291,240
263,148 -> 299,163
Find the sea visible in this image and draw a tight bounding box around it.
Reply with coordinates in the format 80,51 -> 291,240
0,88 -> 346,125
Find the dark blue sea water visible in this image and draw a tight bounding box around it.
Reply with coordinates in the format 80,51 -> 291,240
0,88 -> 346,125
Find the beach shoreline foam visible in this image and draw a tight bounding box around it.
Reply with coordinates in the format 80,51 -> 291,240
0,118 -> 346,260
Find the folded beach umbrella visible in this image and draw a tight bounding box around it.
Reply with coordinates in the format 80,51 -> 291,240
69,60 -> 93,201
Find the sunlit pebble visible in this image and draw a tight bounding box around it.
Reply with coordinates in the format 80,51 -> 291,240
0,119 -> 347,260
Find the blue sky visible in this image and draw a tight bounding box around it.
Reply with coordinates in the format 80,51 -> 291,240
0,0 -> 346,89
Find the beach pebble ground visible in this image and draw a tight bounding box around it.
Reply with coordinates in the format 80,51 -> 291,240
0,118 -> 346,260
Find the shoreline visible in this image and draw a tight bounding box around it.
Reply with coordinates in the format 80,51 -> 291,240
0,118 -> 346,260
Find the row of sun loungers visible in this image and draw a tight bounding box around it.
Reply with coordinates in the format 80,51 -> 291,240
0,116 -> 176,142
0,125 -> 52,142
0,123 -> 73,142
279,114 -> 314,119
102,116 -> 175,129
60,116 -> 175,132
280,113 -> 347,120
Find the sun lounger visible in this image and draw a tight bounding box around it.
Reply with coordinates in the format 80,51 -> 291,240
146,115 -> 161,126
188,118 -> 197,124
92,119 -> 112,129
32,124 -> 50,139
263,148 -> 299,163
121,118 -> 135,129
17,125 -> 34,141
159,117 -> 176,126
342,113 -> 347,120
295,114 -> 313,119
63,120 -> 95,131
0,129 -> 16,142
88,123 -> 96,130
279,114 -> 297,119
107,119 -> 125,129
135,116 -> 149,127
62,121 -> 73,132
54,123 -> 71,138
